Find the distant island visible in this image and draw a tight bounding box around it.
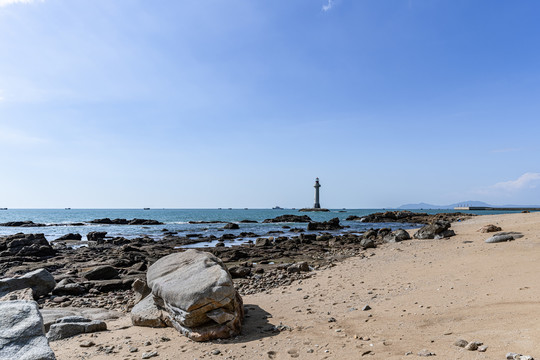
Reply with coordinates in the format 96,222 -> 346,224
398,201 -> 540,210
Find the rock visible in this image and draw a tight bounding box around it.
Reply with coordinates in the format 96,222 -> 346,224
228,266 -> 251,278
132,278 -> 152,304
506,354 -> 535,360
80,340 -> 95,347
255,238 -> 273,247
362,305 -> 371,311
0,221 -> 46,227
307,218 -> 343,231
287,262 -> 310,273
40,307 -> 121,333
0,233 -> 55,258
464,341 -> 482,351
52,283 -> 86,296
349,211 -> 475,224
0,268 -> 56,300
89,218 -> 163,225
0,300 -> 56,360
46,316 -> 107,341
453,339 -> 468,347
90,279 -> 131,292
262,215 -> 312,223
485,232 -> 524,243
142,351 -> 158,359
131,294 -> 170,328
417,349 -> 435,356
383,229 -> 411,243
239,220 -> 257,223
54,233 -> 81,241
223,223 -> 239,229
86,231 -> 107,243
414,221 -> 454,240
82,265 -> 119,280
478,224 -> 502,233
477,345 -> 488,352
144,249 -> 243,341
360,238 -> 376,249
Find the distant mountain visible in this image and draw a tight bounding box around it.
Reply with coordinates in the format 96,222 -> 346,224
399,201 -> 492,209
398,201 -> 540,209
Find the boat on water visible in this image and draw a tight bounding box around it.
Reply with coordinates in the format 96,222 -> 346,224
143,208 -> 150,210
65,208 -> 71,210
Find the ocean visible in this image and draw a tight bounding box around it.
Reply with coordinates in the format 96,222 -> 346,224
0,208 -> 523,246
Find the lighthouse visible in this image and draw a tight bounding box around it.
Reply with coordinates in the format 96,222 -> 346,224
314,178 -> 321,209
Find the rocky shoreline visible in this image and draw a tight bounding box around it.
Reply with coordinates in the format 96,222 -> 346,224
0,212 -> 466,315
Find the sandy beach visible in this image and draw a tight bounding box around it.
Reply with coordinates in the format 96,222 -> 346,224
49,212 -> 540,359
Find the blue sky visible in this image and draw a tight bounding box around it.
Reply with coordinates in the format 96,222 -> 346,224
1,0 -> 540,208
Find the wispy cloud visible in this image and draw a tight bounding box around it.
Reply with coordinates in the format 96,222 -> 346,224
0,0 -> 43,7
322,0 -> 336,12
491,172 -> 540,192
0,126 -> 48,145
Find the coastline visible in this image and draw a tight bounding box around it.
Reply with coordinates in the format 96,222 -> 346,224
45,212 -> 540,359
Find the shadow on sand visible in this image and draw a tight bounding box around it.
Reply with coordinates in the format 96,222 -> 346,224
213,304 -> 283,344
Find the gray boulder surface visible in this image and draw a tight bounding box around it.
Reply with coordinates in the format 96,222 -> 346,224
46,316 -> 107,341
139,249 -> 243,341
82,265 -> 119,280
485,232 -> 524,243
131,294 -> 170,328
0,268 -> 56,299
40,307 -> 121,332
0,300 -> 56,360
383,229 -> 411,243
0,233 -> 55,258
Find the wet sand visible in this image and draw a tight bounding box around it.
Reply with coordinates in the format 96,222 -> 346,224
51,212 -> 540,359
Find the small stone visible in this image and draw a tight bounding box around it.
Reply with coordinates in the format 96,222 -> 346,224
144,341 -> 152,346
142,351 -> 158,359
129,347 -> 139,353
477,345 -> 488,352
211,349 -> 221,355
328,317 -> 336,323
464,341 -> 482,351
362,305 -> 371,311
454,339 -> 468,347
80,340 -> 95,347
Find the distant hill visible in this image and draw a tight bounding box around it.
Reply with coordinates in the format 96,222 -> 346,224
399,201 -> 494,209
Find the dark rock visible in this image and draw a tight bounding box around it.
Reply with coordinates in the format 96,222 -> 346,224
223,223 -> 239,230
255,238 -> 273,247
86,231 -> 107,242
52,283 -> 86,296
485,232 -> 524,243
262,215 -> 312,223
0,221 -> 46,227
0,233 -> 55,258
287,262 -> 310,273
82,265 -> 119,281
307,218 -> 343,231
89,218 -> 163,225
239,220 -> 257,223
360,238 -> 376,249
348,211 -> 475,224
228,266 -> 251,278
414,221 -> 454,240
54,233 -> 81,241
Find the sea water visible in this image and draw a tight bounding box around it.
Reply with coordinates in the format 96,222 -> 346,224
0,208 -> 523,243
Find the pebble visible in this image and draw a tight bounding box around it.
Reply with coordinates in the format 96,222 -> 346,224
79,340 -> 95,348
362,305 -> 371,311
211,349 -> 221,355
478,345 -> 488,352
464,341 -> 482,351
129,347 -> 139,353
418,349 -> 435,357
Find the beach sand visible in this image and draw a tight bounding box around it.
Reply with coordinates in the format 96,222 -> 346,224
50,212 -> 540,359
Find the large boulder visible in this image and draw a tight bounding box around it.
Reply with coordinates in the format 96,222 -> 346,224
413,221 -> 455,240
86,231 -> 107,243
53,233 -> 81,241
0,300 -> 56,360
0,269 -> 56,299
0,233 -> 55,258
140,249 -> 243,341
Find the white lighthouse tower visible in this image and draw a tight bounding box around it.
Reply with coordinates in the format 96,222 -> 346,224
314,178 -> 321,209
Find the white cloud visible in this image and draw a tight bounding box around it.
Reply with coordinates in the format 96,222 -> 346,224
0,0 -> 43,7
322,0 -> 335,12
491,173 -> 540,192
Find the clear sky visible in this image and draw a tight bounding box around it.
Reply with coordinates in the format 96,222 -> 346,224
1,0 -> 540,208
